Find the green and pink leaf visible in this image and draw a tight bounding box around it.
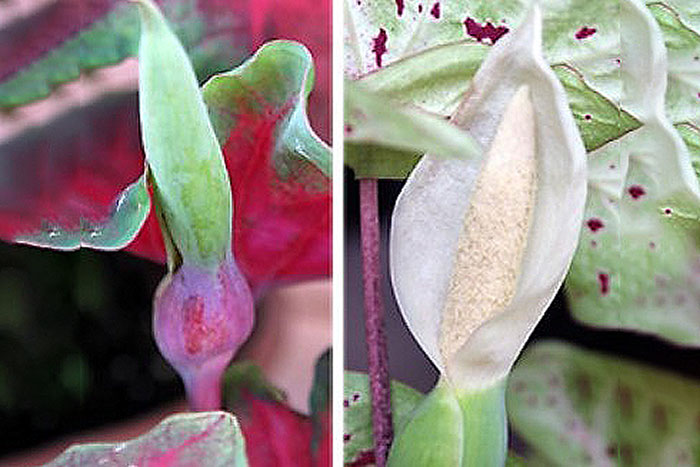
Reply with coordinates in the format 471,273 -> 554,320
45,411 -> 248,466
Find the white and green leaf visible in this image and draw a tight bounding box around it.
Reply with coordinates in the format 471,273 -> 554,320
508,341 -> 700,466
345,82 -> 482,178
566,0 -> 700,346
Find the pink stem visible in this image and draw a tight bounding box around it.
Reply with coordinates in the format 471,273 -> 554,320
359,178 -> 393,466
182,353 -> 231,411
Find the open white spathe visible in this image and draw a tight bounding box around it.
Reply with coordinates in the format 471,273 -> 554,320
389,5 -> 587,391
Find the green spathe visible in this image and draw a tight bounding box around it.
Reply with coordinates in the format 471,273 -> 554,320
136,0 -> 231,270
388,378 -> 507,467
457,379 -> 507,467
388,380 -> 463,466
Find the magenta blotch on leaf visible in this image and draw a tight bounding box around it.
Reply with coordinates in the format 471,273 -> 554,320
372,28 -> 388,68
575,26 -> 597,39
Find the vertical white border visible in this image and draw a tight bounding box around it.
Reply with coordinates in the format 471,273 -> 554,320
331,0 -> 344,464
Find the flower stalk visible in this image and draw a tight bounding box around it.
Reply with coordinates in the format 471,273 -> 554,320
359,178 -> 393,466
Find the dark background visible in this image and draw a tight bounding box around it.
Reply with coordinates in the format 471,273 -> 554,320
0,245 -> 182,456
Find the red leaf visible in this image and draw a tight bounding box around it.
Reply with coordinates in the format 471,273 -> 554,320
238,392 -> 314,467
313,409 -> 331,467
0,0 -> 330,293
0,0 -> 114,82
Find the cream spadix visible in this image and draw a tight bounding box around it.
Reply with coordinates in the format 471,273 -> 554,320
439,85 -> 537,366
389,5 -> 587,392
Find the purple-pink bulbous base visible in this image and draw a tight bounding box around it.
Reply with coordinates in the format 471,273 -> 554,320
153,255 -> 254,410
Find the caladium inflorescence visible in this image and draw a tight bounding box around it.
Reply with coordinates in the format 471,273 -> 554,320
386,7 -> 587,465
136,0 -> 253,412
0,0 -> 331,413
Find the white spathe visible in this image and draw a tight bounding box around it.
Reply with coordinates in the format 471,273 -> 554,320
389,5 -> 588,391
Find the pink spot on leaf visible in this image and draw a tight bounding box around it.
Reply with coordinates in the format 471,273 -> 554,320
395,0 -> 404,16
372,28 -> 388,68
418,4 -> 423,13
430,2 -> 440,19
464,17 -> 509,44
584,114 -> 592,120
587,218 -> 604,232
598,273 -> 610,295
575,26 -> 597,39
628,185 -> 646,199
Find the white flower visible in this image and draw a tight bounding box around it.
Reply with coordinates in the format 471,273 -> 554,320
389,6 -> 587,392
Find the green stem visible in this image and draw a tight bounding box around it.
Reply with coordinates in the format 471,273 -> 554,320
456,378 -> 508,467
387,379 -> 463,466
387,377 -> 508,466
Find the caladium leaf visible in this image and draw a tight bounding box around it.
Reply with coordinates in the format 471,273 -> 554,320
201,40 -> 331,290
343,371 -> 424,465
345,0 -> 621,92
354,41 -> 489,115
14,173 -> 150,251
221,355 -> 331,467
565,0 -> 700,345
507,341 -> 700,466
237,392 -> 313,467
551,65 -> 640,153
45,411 -> 248,466
0,0 -> 248,110
344,0 -> 638,178
0,94 -> 151,252
0,8 -> 330,294
308,349 -> 331,466
222,361 -> 327,467
676,122 -> 700,177
345,82 -> 481,179
647,1 -> 700,127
